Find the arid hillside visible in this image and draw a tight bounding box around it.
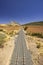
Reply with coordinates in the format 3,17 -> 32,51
0,21 -> 21,48
23,21 -> 43,65
26,25 -> 43,34
0,21 -> 21,33
23,21 -> 43,34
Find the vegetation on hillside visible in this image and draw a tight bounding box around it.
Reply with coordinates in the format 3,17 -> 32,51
23,21 -> 43,26
26,32 -> 43,38
23,21 -> 43,39
31,33 -> 43,38
9,31 -> 14,37
36,42 -> 41,48
0,28 -> 13,48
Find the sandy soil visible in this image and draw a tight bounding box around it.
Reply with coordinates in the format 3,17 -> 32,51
25,35 -> 43,65
0,35 -> 18,65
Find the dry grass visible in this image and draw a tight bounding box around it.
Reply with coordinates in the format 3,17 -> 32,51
0,24 -> 20,48
0,25 -> 20,34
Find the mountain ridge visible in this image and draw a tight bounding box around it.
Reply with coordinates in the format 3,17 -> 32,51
22,21 -> 43,26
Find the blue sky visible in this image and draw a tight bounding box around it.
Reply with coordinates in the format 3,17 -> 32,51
0,0 -> 43,24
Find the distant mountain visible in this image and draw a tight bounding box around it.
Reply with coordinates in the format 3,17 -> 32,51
7,21 -> 20,26
0,21 -> 20,26
23,21 -> 43,26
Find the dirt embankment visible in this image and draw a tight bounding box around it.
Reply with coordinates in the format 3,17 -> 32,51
0,36 -> 18,65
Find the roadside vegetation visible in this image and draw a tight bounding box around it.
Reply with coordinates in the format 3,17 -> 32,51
0,27 -> 19,48
9,31 -> 14,37
0,29 -> 10,48
36,41 -> 43,65
0,30 -> 13,48
23,21 -> 43,39
26,32 -> 43,38
36,42 -> 41,49
24,26 -> 28,30
0,29 -> 6,33
0,33 -> 7,48
23,21 -> 43,65
31,33 -> 43,38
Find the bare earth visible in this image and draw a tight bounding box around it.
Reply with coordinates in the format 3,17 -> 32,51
26,35 -> 43,65
0,35 -> 18,65
0,29 -> 43,65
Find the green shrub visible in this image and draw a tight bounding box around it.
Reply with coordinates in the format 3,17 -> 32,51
0,29 -> 3,31
0,29 -> 6,33
9,31 -> 14,37
0,33 -> 6,48
0,40 -> 5,48
26,32 -> 31,35
24,26 -> 28,30
31,33 -> 43,38
36,43 -> 41,48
